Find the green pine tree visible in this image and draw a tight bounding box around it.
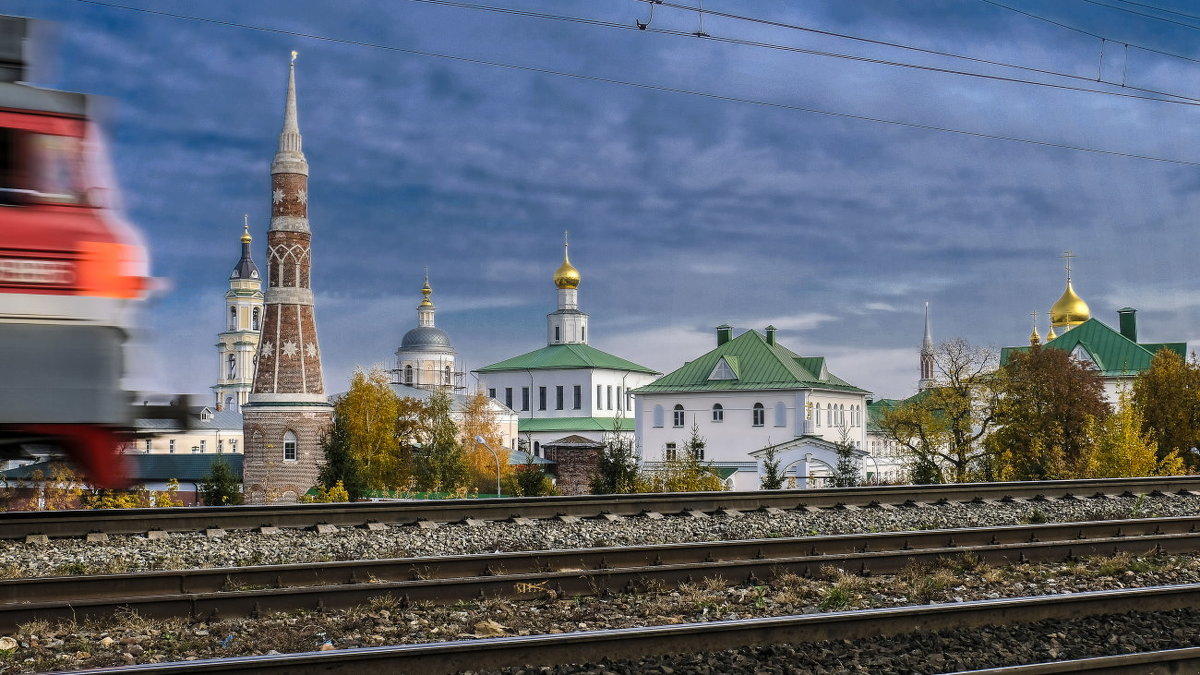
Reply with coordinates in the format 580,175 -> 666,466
199,457 -> 243,506
318,413 -> 368,500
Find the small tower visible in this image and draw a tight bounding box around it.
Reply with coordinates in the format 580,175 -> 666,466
392,271 -> 460,390
212,217 -> 263,412
547,232 -> 588,345
917,302 -> 934,391
242,52 -> 333,504
1050,250 -> 1090,333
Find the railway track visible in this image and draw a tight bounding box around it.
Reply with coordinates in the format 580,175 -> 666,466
54,583 -> 1200,675
5,475 -> 1200,540
4,514 -> 1198,630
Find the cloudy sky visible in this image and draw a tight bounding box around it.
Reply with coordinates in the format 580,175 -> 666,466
6,0 -> 1200,401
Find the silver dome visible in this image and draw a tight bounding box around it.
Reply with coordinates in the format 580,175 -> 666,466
399,326 -> 454,353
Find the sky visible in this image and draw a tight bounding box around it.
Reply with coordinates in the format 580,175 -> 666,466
5,0 -> 1200,402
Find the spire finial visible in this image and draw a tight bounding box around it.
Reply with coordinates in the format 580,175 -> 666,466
1029,311 -> 1041,345
419,269 -> 433,307
563,230 -> 570,261
1061,250 -> 1075,283
291,50 -> 298,65
554,231 -> 580,289
921,302 -> 933,352
241,214 -> 252,243
278,51 -> 302,154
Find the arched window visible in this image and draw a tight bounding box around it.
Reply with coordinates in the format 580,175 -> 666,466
225,395 -> 234,411
533,440 -> 540,456
813,401 -> 821,428
228,353 -> 236,379
712,403 -> 724,422
774,401 -> 786,427
752,402 -> 765,427
653,404 -> 664,428
554,326 -> 560,342
581,326 -> 586,342
826,404 -> 832,426
672,404 -> 685,427
283,430 -> 297,461
404,364 -> 413,385
229,307 -> 237,330
444,365 -> 451,385
252,307 -> 260,331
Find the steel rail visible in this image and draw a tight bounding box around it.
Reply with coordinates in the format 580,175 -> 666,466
3,513 -> 1197,607
5,526 -> 1199,630
4,475 -> 1199,540
951,647 -> 1200,673
51,583 -> 1200,675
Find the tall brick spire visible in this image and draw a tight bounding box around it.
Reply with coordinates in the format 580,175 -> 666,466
242,53 -> 332,504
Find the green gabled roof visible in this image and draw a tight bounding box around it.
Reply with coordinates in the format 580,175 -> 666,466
518,416 -> 635,433
477,343 -> 657,374
1000,318 -> 1185,377
633,329 -> 867,394
866,398 -> 905,433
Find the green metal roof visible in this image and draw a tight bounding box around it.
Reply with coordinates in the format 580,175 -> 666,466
866,398 -> 905,433
632,329 -> 867,395
477,343 -> 658,374
1000,318 -> 1186,377
518,416 -> 635,433
4,454 -> 243,483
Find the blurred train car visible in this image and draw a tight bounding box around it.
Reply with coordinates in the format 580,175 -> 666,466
0,16 -> 165,488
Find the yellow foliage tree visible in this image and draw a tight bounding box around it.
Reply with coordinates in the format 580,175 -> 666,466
1087,391 -> 1186,478
337,367 -> 404,490
19,464 -> 84,510
458,391 -> 510,494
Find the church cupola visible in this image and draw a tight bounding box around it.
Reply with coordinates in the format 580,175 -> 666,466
394,271 -> 459,390
547,233 -> 589,346
230,218 -> 259,281
918,302 -> 934,391
1049,251 -> 1090,332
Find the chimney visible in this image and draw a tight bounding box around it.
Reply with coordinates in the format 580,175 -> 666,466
765,325 -> 777,346
716,324 -> 732,346
1118,307 -> 1137,342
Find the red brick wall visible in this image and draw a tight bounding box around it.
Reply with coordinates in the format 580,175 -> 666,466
543,446 -> 601,495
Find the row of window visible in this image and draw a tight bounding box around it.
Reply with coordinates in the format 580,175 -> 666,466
228,306 -> 261,331
664,442 -> 704,461
487,384 -> 633,412
402,364 -> 453,386
552,325 -> 585,342
143,438 -> 238,453
806,402 -> 863,428
655,401 -> 864,429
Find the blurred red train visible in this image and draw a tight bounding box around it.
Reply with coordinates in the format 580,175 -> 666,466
0,16 -> 160,488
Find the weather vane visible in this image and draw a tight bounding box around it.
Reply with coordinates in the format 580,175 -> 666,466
291,50 -> 298,65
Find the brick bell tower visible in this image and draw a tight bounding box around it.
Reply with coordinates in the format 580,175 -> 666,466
241,52 -> 332,503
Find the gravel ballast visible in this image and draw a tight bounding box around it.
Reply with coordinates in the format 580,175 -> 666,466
0,493 -> 1192,578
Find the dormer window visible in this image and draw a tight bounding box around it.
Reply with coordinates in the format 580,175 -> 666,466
708,357 -> 737,380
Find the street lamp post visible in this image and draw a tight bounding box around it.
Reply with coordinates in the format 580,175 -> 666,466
474,435 -> 502,498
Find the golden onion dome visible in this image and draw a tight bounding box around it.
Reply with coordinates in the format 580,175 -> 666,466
554,243 -> 580,290
419,273 -> 433,307
1050,281 -> 1090,327
241,223 -> 252,244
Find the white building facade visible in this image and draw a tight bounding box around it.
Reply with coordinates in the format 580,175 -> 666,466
634,325 -> 870,491
212,221 -> 264,412
475,239 -> 659,454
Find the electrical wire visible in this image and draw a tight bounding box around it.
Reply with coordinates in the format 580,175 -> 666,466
1078,0 -> 1200,29
62,0 -> 1200,167
404,0 -> 1200,105
978,0 -> 1200,65
1106,0 -> 1200,22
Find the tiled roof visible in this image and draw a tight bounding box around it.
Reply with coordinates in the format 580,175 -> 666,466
1000,318 -> 1186,377
633,329 -> 867,395
477,343 -> 658,374
518,416 -> 635,433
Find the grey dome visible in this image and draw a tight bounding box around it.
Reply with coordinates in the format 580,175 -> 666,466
400,326 -> 454,353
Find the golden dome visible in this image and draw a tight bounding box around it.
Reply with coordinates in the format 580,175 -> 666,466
419,272 -> 433,307
1050,281 -> 1090,328
241,223 -> 252,244
554,240 -> 580,290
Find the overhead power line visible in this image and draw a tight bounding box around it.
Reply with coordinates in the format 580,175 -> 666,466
62,0 -> 1200,167
404,0 -> 1200,105
978,0 -> 1200,65
1106,0 -> 1200,22
1078,0 -> 1200,29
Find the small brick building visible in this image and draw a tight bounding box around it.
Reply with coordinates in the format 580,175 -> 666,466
541,435 -> 603,495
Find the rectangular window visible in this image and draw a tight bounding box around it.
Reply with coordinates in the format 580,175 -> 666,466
617,387 -> 623,411
144,438 -> 150,452
538,386 -> 547,411
488,388 -> 496,399
284,439 -> 297,461
169,440 -> 175,453
607,385 -> 613,410
505,387 -> 513,409
555,385 -> 564,410
627,391 -> 634,410
231,439 -> 237,452
199,440 -> 206,453
573,385 -> 582,410
596,385 -> 604,410
521,387 -> 530,411
665,442 -> 677,461
217,439 -> 224,453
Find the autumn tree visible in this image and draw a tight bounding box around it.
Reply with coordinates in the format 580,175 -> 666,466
989,346 -> 1110,480
412,389 -> 470,493
459,391 -> 510,494
879,339 -> 1000,482
505,458 -> 559,497
1133,348 -> 1200,467
635,423 -> 724,492
317,413 -> 367,500
337,368 -> 404,489
1088,391 -> 1186,478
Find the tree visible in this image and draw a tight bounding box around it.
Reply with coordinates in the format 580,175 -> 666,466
317,412 -> 367,501
199,457 -> 243,506
1088,390 -> 1186,478
505,458 -> 559,497
1133,348 -> 1200,467
459,391 -> 510,494
637,423 -> 724,492
989,346 -> 1110,480
879,339 -> 1000,483
590,418 -> 641,495
337,368 -> 404,489
759,442 -> 785,490
829,426 -> 860,488
413,389 -> 470,493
